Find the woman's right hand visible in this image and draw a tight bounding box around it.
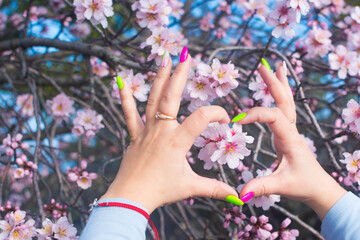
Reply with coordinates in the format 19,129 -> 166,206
237,62 -> 346,220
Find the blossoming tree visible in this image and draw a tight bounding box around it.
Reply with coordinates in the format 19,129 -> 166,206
0,0 -> 359,239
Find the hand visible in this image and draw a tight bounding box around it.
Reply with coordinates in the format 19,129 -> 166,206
237,63 -> 346,220
100,50 -> 238,214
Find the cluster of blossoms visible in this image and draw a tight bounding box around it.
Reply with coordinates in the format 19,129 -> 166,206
1,133 -> 29,157
236,215 -> 273,240
72,108 -> 104,139
0,201 -> 20,219
194,122 -> 254,170
74,0 -> 114,28
223,206 -> 246,228
237,170 -> 281,210
69,22 -> 91,38
249,73 -> 275,108
44,199 -> 68,219
90,57 -> 110,77
131,0 -> 172,28
328,45 -> 358,79
300,134 -> 317,158
342,99 -> 360,135
66,160 -> 97,190
14,154 -> 38,179
46,93 -> 75,122
111,69 -> 151,103
305,25 -> 333,58
16,94 -> 34,117
272,218 -> 299,240
183,58 -> 240,112
37,216 -> 78,240
340,150 -> 360,188
0,210 -> 36,239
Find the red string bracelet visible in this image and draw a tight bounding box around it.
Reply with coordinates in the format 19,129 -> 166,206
90,200 -> 159,240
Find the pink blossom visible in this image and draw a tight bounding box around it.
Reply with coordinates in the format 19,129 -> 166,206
132,0 -> 171,28
72,109 -> 104,139
37,218 -> 53,240
46,93 -> 75,121
249,74 -> 275,107
289,0 -> 310,22
222,206 -> 246,228
351,6 -> 360,24
237,215 -> 273,240
10,13 -> 25,30
300,135 -> 317,158
52,217 -> 78,240
305,26 -> 333,58
66,160 -> 97,189
342,99 -> 360,135
74,0 -> 114,28
90,57 -> 109,77
168,0 -> 184,19
237,170 -> 281,210
333,118 -> 348,144
328,45 -> 358,79
23,6 -> 48,21
199,13 -> 215,31
16,94 -> 34,117
0,210 -> 36,240
1,133 -> 29,157
69,23 -> 91,38
111,69 -> 151,102
267,1 -> 297,38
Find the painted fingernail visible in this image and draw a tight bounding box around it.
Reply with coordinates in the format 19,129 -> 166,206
231,112 -> 246,123
291,88 -> 294,95
240,192 -> 254,203
228,115 -> 232,124
180,46 -> 188,63
283,60 -> 287,75
261,58 -> 272,71
225,195 -> 244,206
116,76 -> 124,90
161,51 -> 169,67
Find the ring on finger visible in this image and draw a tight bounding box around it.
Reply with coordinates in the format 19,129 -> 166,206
289,119 -> 296,124
155,111 -> 177,121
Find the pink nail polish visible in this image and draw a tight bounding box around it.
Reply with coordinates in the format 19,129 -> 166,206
240,192 -> 254,203
180,46 -> 188,63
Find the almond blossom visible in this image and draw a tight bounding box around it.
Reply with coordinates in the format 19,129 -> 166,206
131,0 -> 172,29
237,170 -> 281,210
0,210 -> 36,240
1,133 -> 29,157
249,74 -> 275,107
195,123 -> 254,170
342,99 -> 360,135
46,93 -> 75,121
236,215 -> 273,240
328,45 -> 358,79
271,218 -> 300,240
90,57 -> 109,77
199,12 -> 215,31
66,160 -> 97,190
16,93 -> 34,117
222,206 -> 246,228
289,0 -> 310,22
14,154 -> 38,179
72,109 -> 104,139
340,150 -> 360,187
38,216 -> 78,240
168,0 -> 184,19
305,26 -> 333,58
111,69 -> 151,103
267,1 -> 297,38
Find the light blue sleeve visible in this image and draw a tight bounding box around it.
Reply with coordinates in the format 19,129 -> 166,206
321,191 -> 360,240
79,198 -> 148,240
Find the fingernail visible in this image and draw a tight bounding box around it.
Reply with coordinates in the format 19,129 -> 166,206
261,58 -> 272,71
291,88 -> 294,95
180,46 -> 188,63
228,115 -> 232,124
116,76 -> 124,90
225,195 -> 244,206
240,192 -> 254,203
162,51 -> 169,67
231,112 -> 246,123
283,60 -> 287,75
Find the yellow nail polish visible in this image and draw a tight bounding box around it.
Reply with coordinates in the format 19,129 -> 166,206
225,195 -> 244,206
116,76 -> 124,90
261,58 -> 272,71
231,113 -> 247,123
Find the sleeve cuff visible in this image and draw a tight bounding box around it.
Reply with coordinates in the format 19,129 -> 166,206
80,198 -> 148,240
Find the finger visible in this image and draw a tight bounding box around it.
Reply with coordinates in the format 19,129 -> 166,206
259,65 -> 294,119
235,107 -> 298,141
146,52 -> 173,123
177,105 -> 230,149
191,175 -> 239,200
238,174 -> 283,200
158,47 -> 191,117
275,62 -> 293,98
117,77 -> 144,138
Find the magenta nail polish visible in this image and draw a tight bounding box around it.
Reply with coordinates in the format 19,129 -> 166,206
240,192 -> 254,203
180,46 -> 188,63
291,88 -> 294,95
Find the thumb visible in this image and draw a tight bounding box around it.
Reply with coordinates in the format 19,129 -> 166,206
238,174 -> 282,201
191,175 -> 238,201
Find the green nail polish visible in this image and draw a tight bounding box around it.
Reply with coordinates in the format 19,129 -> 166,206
225,195 -> 244,206
116,76 -> 124,90
261,58 -> 272,71
231,113 -> 247,123
162,51 -> 166,60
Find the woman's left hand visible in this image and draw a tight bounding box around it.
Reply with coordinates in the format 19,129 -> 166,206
100,49 -> 238,214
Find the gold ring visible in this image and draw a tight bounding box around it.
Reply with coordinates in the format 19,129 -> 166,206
155,112 -> 177,121
289,119 -> 296,124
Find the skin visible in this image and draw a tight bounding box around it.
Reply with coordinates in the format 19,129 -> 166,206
101,53 -> 347,220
